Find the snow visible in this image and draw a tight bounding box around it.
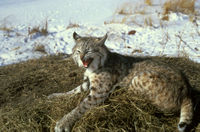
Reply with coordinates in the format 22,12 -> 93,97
0,0 -> 200,66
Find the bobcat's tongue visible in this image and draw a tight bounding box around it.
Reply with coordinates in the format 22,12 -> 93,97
83,61 -> 90,67
82,58 -> 93,68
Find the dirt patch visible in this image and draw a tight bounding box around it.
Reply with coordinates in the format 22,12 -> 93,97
0,55 -> 200,132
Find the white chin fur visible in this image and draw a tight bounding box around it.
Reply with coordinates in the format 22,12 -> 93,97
77,59 -> 83,67
90,57 -> 106,71
89,60 -> 99,70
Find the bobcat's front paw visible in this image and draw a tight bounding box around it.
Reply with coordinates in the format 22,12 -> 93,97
48,93 -> 66,99
47,93 -> 59,99
55,125 -> 70,132
54,119 -> 71,132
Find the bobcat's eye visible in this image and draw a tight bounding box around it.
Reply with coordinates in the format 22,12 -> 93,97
77,50 -> 81,53
86,50 -> 93,54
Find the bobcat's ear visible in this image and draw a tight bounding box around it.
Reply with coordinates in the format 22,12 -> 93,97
98,33 -> 107,46
73,32 -> 81,40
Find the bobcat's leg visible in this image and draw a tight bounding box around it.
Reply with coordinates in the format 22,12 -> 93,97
54,73 -> 112,132
178,97 -> 193,132
48,77 -> 89,99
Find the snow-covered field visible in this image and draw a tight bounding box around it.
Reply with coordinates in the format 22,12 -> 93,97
0,0 -> 200,66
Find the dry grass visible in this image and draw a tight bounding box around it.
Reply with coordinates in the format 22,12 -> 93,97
161,15 -> 169,21
132,49 -> 143,54
12,46 -> 20,51
145,0 -> 152,6
28,20 -> 48,36
175,33 -> 197,55
144,17 -> 153,27
106,2 -> 152,26
115,2 -> 134,15
0,55 -> 200,132
121,16 -> 129,24
109,0 -> 198,25
159,31 -> 170,55
34,45 -> 47,54
114,1 -> 152,16
0,55 -> 84,131
0,26 -> 14,37
0,27 -> 13,32
179,48 -> 190,58
134,9 -> 147,15
66,22 -> 80,29
163,0 -> 196,15
104,16 -> 132,25
192,16 -> 200,36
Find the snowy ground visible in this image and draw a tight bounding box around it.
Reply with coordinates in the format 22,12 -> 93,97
0,0 -> 200,66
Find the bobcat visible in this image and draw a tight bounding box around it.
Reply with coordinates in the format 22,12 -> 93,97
48,32 -> 193,132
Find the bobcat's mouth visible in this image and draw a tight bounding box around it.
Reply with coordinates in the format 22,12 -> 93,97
82,58 -> 93,68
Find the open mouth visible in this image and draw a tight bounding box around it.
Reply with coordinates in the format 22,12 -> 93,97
82,58 -> 93,68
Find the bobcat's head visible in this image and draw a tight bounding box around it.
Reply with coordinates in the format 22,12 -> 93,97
72,32 -> 108,71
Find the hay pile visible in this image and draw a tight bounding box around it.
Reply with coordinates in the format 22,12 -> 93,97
0,55 -> 200,132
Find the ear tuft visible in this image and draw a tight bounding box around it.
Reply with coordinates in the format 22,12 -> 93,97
98,33 -> 108,46
73,32 -> 81,40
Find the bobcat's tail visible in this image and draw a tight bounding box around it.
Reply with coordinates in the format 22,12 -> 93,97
193,92 -> 200,112
189,88 -> 200,130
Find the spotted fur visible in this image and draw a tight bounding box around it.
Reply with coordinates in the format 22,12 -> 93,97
48,32 -> 193,132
